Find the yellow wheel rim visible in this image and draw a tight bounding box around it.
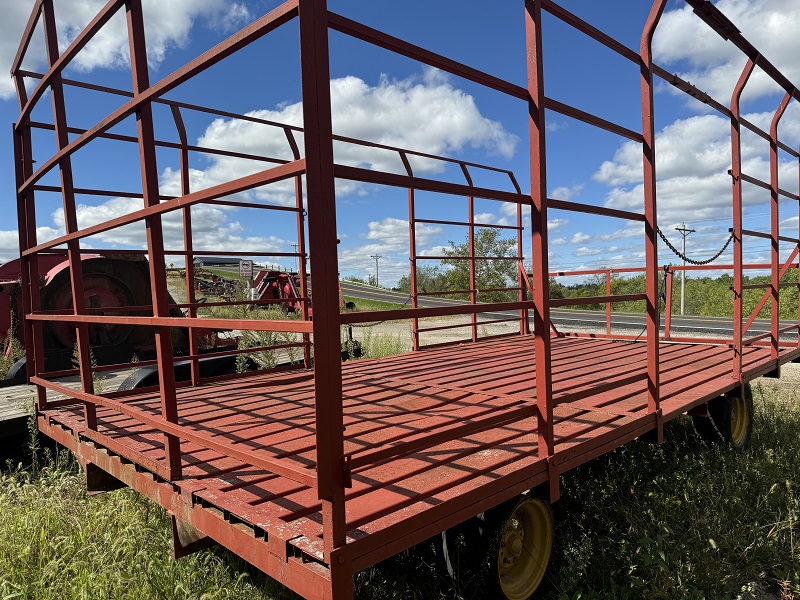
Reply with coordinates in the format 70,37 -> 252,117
497,498 -> 553,600
730,395 -> 749,448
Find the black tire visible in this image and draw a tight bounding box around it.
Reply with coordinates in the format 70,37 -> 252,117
439,495 -> 554,600
717,382 -> 754,451
692,383 -> 753,451
438,512 -> 488,590
691,410 -> 721,444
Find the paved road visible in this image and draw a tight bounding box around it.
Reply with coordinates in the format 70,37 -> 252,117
340,280 -> 787,338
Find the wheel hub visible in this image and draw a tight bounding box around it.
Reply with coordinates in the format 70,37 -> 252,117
499,520 -> 525,571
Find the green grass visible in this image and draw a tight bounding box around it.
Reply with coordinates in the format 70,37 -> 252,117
343,295 -> 408,312
357,328 -> 410,359
0,450 -> 297,599
546,385 -> 800,600
3,386 -> 798,599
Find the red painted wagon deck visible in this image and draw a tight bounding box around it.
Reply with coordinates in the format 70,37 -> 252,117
38,336 -> 799,572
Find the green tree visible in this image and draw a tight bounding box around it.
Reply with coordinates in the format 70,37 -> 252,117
397,265 -> 449,295
442,229 -> 518,303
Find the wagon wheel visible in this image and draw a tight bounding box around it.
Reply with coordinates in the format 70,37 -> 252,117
491,496 -> 553,600
692,382 -> 753,451
439,496 -> 554,599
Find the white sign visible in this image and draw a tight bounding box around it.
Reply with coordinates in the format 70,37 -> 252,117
239,259 -> 253,277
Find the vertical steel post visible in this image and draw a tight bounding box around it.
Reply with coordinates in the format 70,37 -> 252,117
298,0 -> 348,561
769,94 -> 790,361
402,153 -> 420,351
42,0 -> 97,429
730,59 -> 755,381
517,203 -> 528,335
461,164 -> 478,342
11,106 -> 46,410
640,0 -> 667,442
664,268 -> 673,340
170,106 -> 200,385
525,0 -> 554,459
605,269 -> 612,336
126,0 -> 182,479
284,128 -> 312,366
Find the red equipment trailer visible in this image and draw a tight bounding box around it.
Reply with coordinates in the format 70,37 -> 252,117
11,1 -> 800,599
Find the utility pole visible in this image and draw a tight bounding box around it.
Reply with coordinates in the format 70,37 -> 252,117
291,243 -> 299,273
675,223 -> 695,315
370,254 -> 382,287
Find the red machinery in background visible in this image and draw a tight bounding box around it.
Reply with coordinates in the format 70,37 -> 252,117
252,269 -> 353,314
252,269 -> 304,313
1,254 -> 238,386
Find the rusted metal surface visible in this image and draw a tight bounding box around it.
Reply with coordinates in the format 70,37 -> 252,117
12,1 -> 800,599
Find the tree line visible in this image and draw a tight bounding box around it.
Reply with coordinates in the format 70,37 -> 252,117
390,229 -> 800,320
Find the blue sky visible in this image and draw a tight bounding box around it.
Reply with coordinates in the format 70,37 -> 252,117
2,0 -> 800,286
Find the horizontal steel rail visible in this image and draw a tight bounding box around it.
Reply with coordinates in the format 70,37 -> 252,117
27,313 -> 313,333
339,301 -> 533,324
549,294 -> 646,307
548,198 -> 646,222
32,376 -> 317,486
22,160 -> 306,255
17,1 -> 300,193
334,164 -> 530,205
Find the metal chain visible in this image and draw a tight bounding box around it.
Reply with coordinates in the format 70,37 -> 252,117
656,226 -> 733,266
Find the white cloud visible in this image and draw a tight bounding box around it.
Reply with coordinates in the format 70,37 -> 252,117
49,196 -> 288,258
654,0 -> 800,103
547,218 -> 568,231
366,217 -> 441,249
575,246 -> 602,257
0,226 -> 63,264
337,243 -> 408,287
550,185 -> 583,202
1,0 -> 250,100
596,108 -> 800,223
181,70 -> 518,206
571,232 -> 591,244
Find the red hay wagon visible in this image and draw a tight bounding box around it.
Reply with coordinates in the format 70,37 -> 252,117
11,1 -> 800,598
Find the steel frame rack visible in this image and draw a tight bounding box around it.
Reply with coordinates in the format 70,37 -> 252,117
12,1 -> 800,598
